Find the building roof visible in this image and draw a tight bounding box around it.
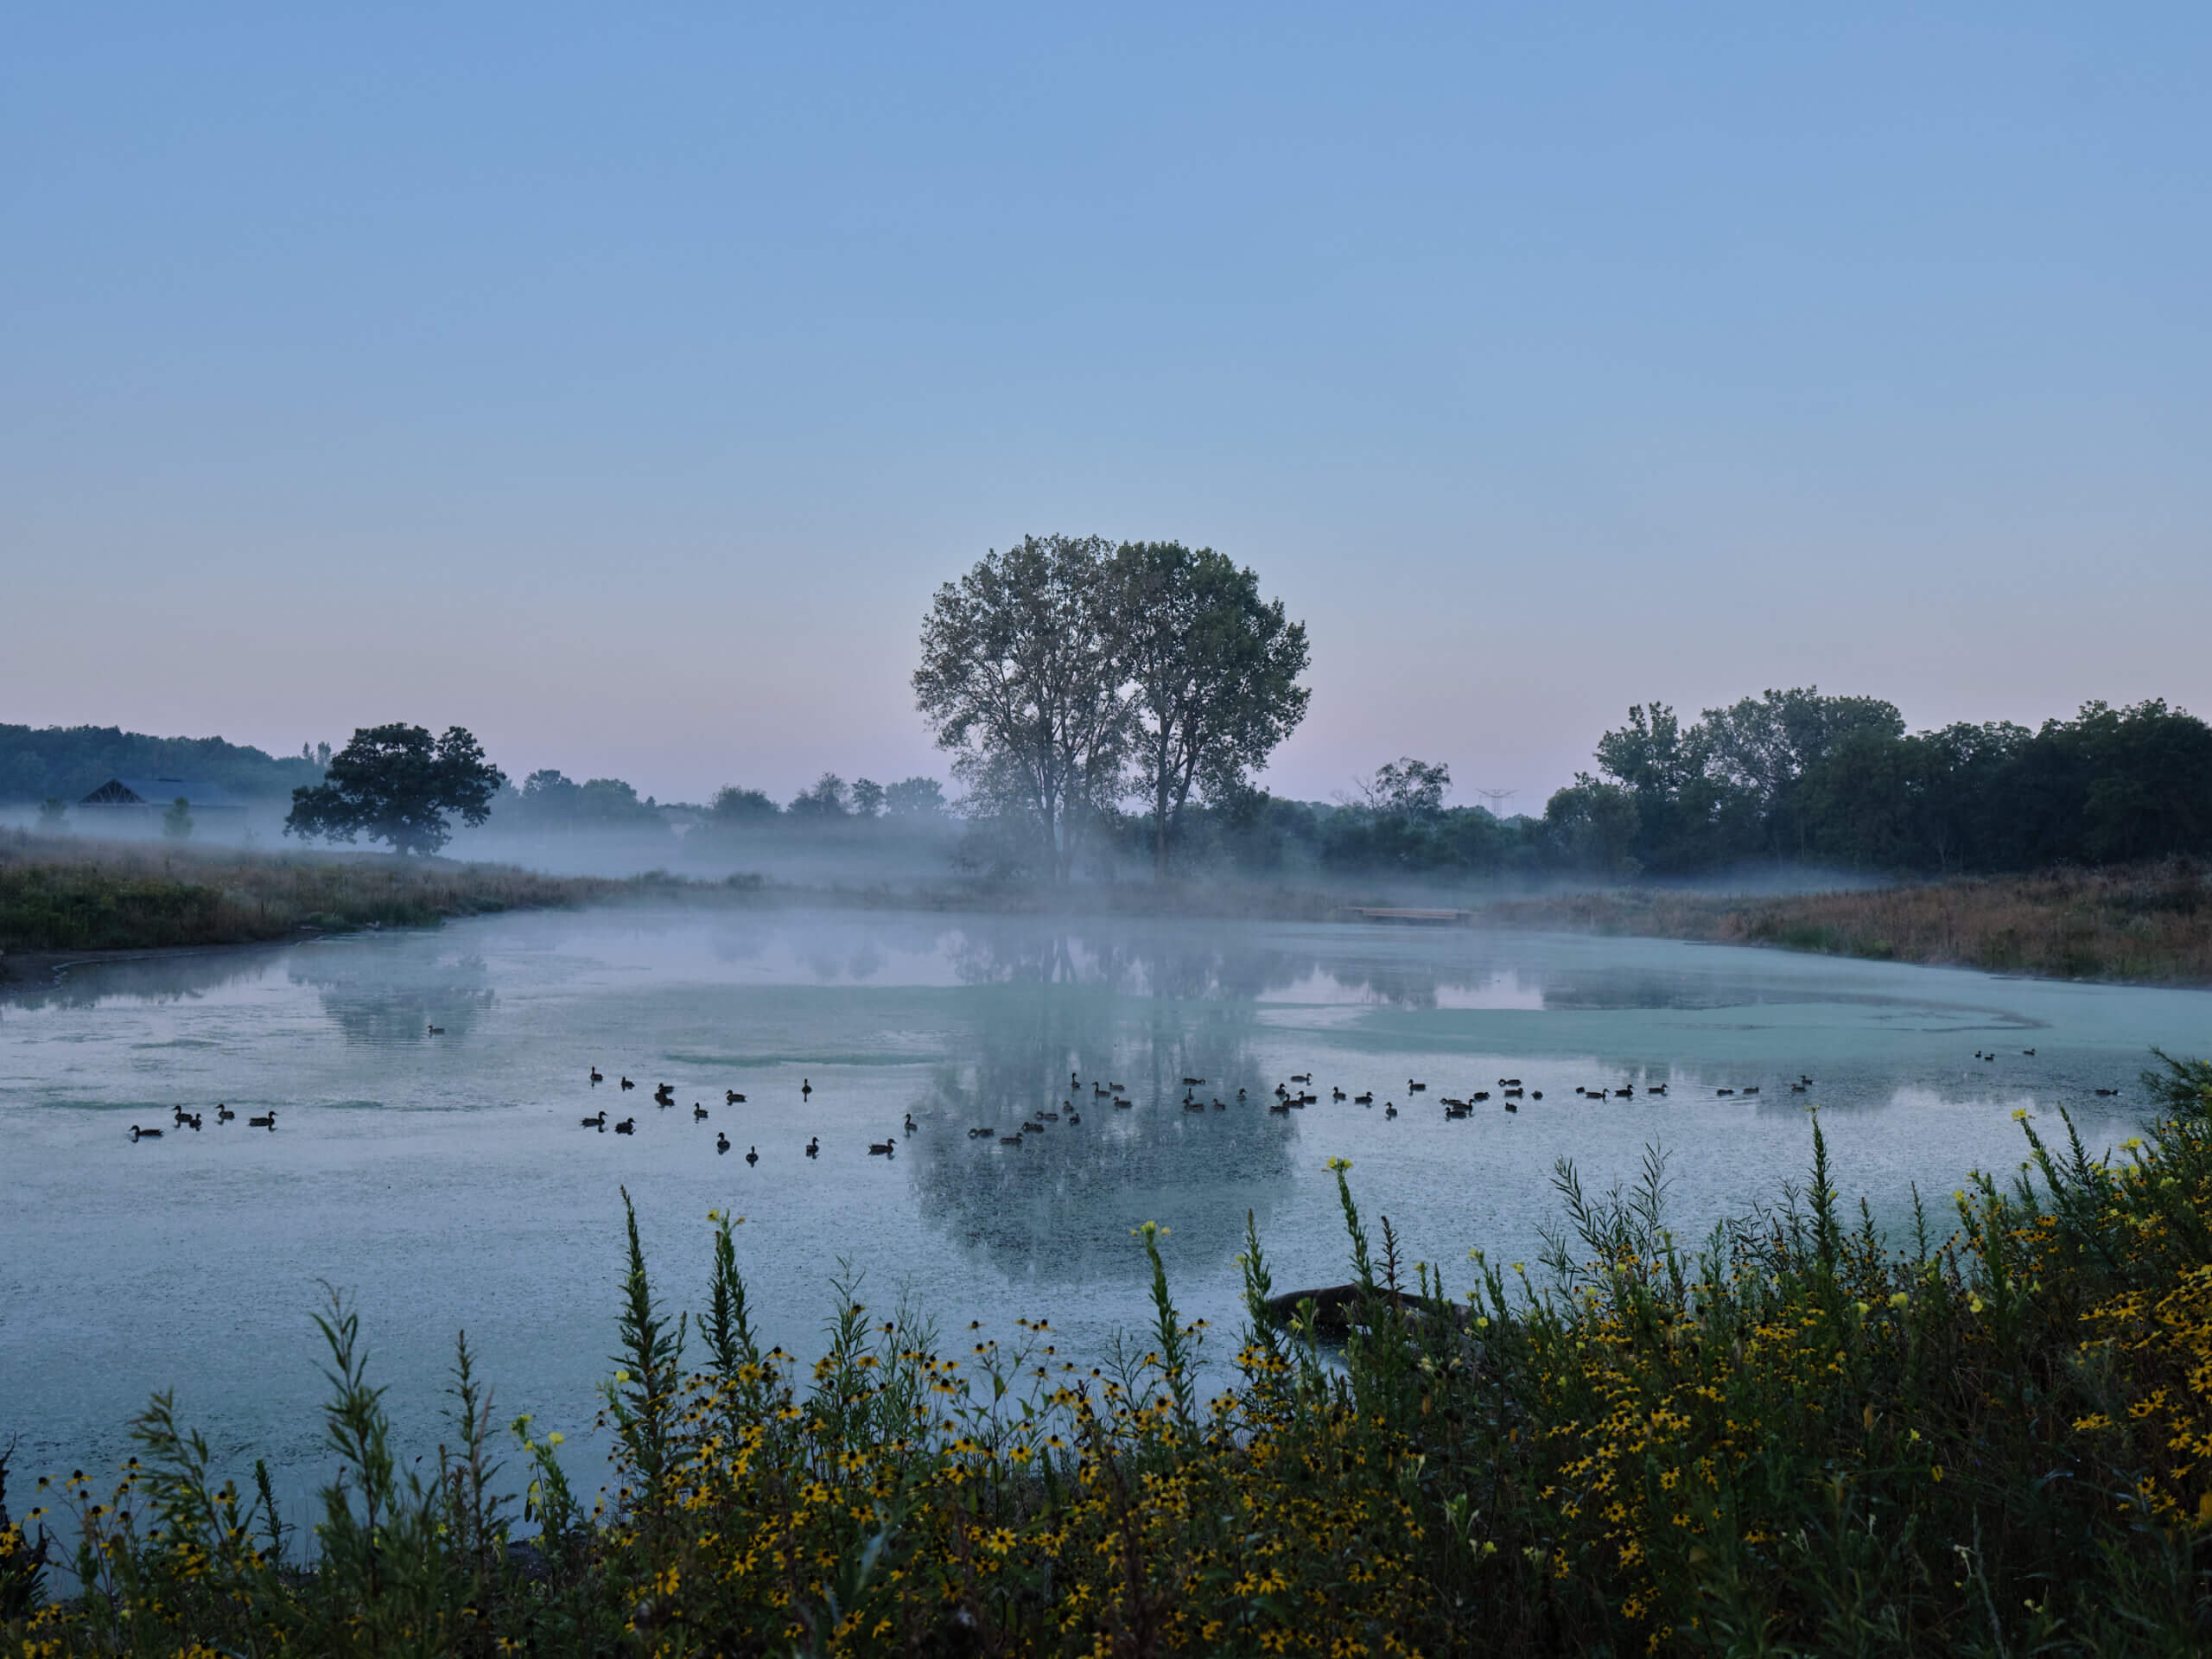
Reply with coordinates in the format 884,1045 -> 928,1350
80,777 -> 245,808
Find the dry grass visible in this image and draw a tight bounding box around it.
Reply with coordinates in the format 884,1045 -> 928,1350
1478,859 -> 2212,983
0,832 -> 621,958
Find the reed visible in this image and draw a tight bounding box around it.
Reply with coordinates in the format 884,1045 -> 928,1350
8,1053 -> 2208,1655
1480,859 -> 2212,985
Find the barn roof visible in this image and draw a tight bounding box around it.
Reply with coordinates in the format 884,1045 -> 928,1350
80,777 -> 245,808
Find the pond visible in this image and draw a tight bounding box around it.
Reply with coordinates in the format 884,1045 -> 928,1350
2,904 -> 2201,1510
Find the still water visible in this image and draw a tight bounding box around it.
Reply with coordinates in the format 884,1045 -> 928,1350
2,905 -> 2202,1503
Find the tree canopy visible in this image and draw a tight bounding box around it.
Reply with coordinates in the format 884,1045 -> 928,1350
285,724 -> 505,856
913,533 -> 1312,880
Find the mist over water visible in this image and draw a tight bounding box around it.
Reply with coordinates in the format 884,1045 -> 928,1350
2,905 -> 2199,1519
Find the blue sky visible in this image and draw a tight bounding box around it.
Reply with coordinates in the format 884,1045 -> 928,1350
4,4 -> 2207,806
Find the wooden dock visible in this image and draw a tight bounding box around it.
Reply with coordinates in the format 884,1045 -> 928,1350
1333,906 -> 1473,926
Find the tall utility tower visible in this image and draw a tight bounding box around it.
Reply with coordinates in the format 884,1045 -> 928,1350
1472,788 -> 1518,814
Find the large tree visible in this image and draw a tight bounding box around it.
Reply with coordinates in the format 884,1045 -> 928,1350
1109,542 -> 1310,877
285,724 -> 505,856
912,535 -> 1129,882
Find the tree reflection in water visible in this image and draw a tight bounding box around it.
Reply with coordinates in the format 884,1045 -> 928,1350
288,947 -> 496,1047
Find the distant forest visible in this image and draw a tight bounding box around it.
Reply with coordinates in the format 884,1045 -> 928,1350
0,723 -> 325,804
7,689 -> 2208,880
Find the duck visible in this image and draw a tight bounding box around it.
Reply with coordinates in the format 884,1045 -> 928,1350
1332,1087 -> 1346,1102
1649,1084 -> 1668,1096
427,1024 -> 444,1035
583,1110 -> 607,1129
1353,1092 -> 1373,1105
746,1145 -> 759,1167
801,1078 -> 813,1096
726,1090 -> 746,1105
694,1103 -> 709,1121
1408,1079 -> 1426,1092
589,1067 -> 603,1084
620,1076 -> 635,1090
215,1103 -> 234,1122
249,1110 -> 277,1129
130,1124 -> 163,1141
1289,1072 -> 1311,1084
1068,1110 -> 1081,1123
1182,1076 -> 1205,1086
614,1117 -> 636,1135
715,1132 -> 729,1154
1384,1102 -> 1397,1118
1114,1096 -> 1133,1109
868,1140 -> 894,1155
805,1136 -> 819,1158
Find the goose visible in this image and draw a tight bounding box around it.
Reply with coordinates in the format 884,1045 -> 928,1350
1332,1087 -> 1346,1102
583,1111 -> 607,1129
716,1132 -> 729,1154
1611,1086 -> 1630,1099
249,1111 -> 276,1129
968,1127 -> 993,1138
1716,1089 -> 1734,1097
1649,1084 -> 1668,1096
130,1125 -> 163,1141
1384,1102 -> 1397,1118
1472,1090 -> 1490,1102
1041,1111 -> 1060,1122
1109,1082 -> 1125,1093
1408,1080 -> 1427,1092
1184,1100 -> 1207,1113
2094,1087 -> 2120,1096
726,1090 -> 747,1105
1071,1071 -> 1079,1090
614,1117 -> 636,1135
427,1024 -> 444,1035
2023,1048 -> 2036,1057
1237,1088 -> 1247,1100
999,1135 -> 1024,1147
215,1103 -> 234,1122
1290,1072 -> 1311,1084
694,1103 -> 709,1121
653,1083 -> 675,1106
805,1136 -> 819,1158
1182,1076 -> 1205,1086
801,1078 -> 813,1096
1068,1110 -> 1081,1123
1790,1082 -> 1808,1092
1022,1121 -> 1044,1134
1114,1096 -> 1134,1109
746,1146 -> 759,1167
173,1104 -> 191,1124
868,1141 -> 895,1155
590,1068 -> 603,1084
1267,1099 -> 1292,1116
1743,1086 -> 1760,1096
620,1077 -> 636,1090
904,1113 -> 918,1133
1212,1099 -> 1225,1112
1094,1084 -> 1111,1097
1353,1091 -> 1373,1105
1504,1100 -> 1518,1114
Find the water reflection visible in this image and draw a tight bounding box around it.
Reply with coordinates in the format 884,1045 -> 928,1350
288,949 -> 496,1046
0,948 -> 279,1012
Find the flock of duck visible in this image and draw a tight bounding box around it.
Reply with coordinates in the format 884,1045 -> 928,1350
124,1045 -> 2122,1150
128,1103 -> 273,1141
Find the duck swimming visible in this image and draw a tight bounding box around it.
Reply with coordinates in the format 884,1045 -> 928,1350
716,1132 -> 729,1154
746,1145 -> 759,1166
589,1067 -> 603,1084
725,1090 -> 746,1105
583,1110 -> 607,1129
805,1136 -> 819,1158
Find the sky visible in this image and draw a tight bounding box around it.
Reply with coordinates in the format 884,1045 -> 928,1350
4,4 -> 2208,808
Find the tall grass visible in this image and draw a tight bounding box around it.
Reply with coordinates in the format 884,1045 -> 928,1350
0,834 -> 619,957
7,1056 -> 2209,1654
1481,859 -> 2212,984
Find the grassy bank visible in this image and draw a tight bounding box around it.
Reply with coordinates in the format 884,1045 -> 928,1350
1478,859 -> 2212,984
6,1057 -> 2207,1655
0,834 -> 620,962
